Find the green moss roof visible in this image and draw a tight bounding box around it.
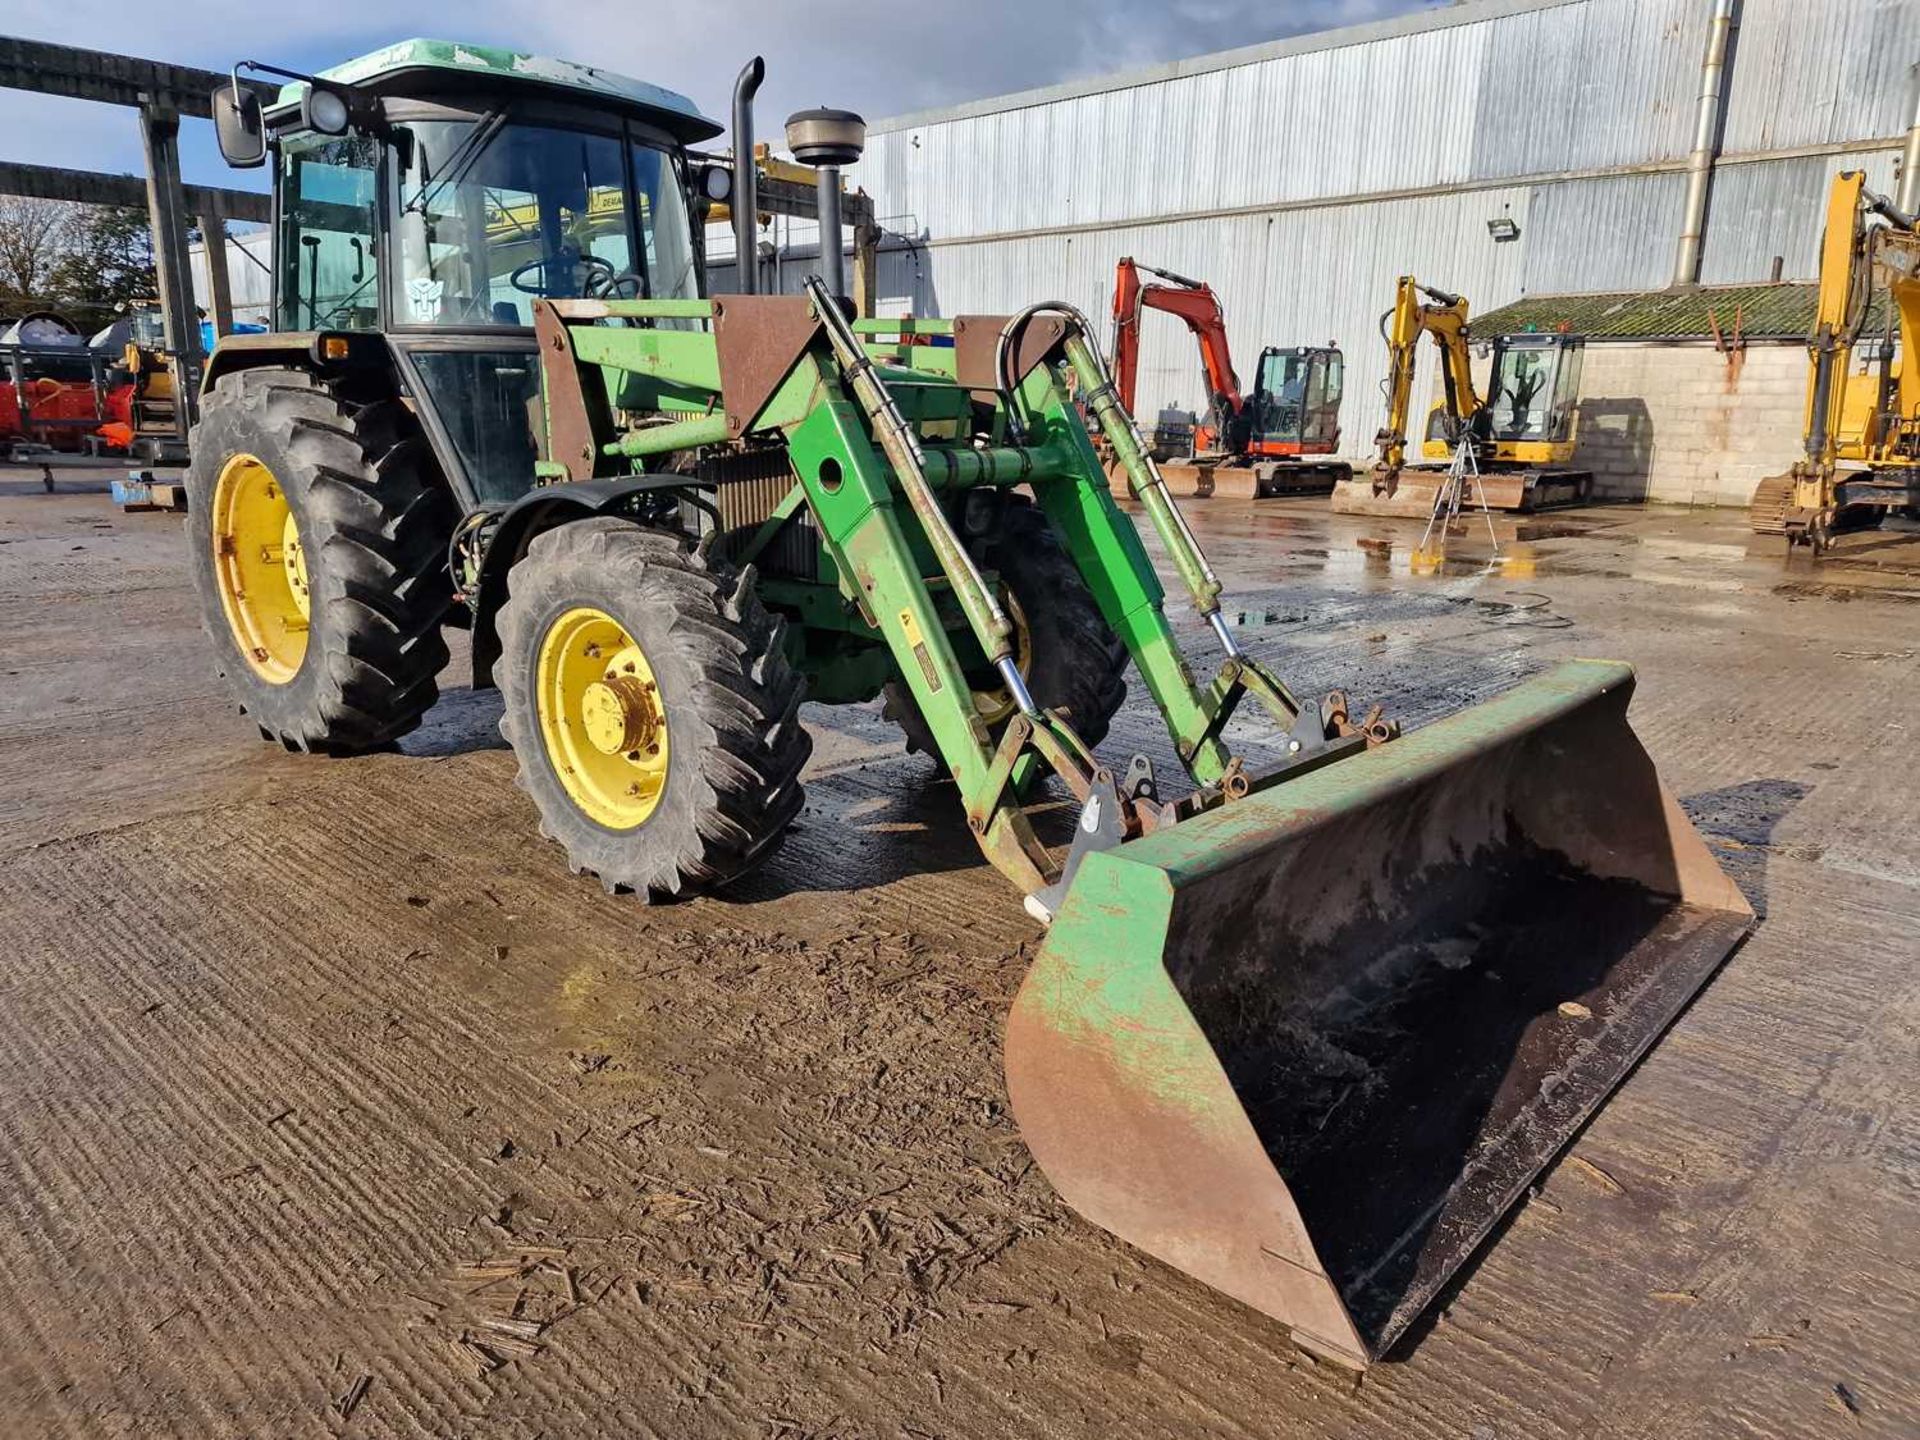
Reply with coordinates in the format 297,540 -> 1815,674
1471,283 -> 1888,343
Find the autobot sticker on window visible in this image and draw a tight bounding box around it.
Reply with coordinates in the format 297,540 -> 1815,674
406,278 -> 444,322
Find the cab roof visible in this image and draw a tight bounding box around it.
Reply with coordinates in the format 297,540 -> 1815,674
282,38 -> 723,143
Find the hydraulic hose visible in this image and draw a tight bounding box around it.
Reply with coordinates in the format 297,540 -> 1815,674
998,301 -> 1236,655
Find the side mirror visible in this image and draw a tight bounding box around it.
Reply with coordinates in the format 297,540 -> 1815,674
213,85 -> 267,168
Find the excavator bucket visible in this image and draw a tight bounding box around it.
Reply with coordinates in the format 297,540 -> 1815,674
1006,659 -> 1751,1370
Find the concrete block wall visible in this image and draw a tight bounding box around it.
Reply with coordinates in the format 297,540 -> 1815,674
1571,343 -> 1807,507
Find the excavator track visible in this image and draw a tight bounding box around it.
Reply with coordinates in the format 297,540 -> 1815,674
1748,471 -> 1794,536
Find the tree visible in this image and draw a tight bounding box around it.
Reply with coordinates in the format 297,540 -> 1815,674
0,196 -> 81,308
48,205 -> 156,325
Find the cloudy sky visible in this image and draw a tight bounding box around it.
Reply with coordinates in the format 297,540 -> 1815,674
1,0 -> 1439,195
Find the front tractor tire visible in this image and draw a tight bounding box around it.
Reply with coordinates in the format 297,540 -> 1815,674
884,497 -> 1129,772
495,519 -> 811,900
186,368 -> 454,753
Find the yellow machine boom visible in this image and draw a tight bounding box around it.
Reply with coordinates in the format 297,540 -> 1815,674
1753,170 -> 1920,547
1372,275 -> 1479,483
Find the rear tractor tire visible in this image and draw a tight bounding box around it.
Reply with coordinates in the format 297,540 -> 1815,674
495,518 -> 811,899
884,497 -> 1129,776
185,368 -> 454,753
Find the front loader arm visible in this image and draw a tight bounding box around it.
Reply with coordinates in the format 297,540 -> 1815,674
529,288 -> 1387,910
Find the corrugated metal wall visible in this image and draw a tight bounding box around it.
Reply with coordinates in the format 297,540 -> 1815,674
191,229 -> 273,323
713,0 -> 1913,457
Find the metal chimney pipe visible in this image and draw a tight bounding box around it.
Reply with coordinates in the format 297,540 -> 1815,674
731,57 -> 765,294
1898,61 -> 1920,217
1674,0 -> 1739,287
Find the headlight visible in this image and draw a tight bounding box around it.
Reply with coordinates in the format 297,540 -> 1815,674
701,165 -> 733,204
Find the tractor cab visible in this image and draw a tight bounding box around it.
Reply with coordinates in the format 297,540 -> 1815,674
1247,344 -> 1342,455
1423,331 -> 1584,463
211,39 -> 724,507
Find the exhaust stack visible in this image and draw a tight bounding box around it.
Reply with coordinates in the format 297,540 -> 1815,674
731,57 -> 765,293
1899,61 -> 1920,217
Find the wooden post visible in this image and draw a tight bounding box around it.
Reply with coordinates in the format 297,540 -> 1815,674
139,100 -> 200,435
199,195 -> 233,338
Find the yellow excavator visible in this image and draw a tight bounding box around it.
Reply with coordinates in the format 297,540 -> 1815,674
1751,170 -> 1920,549
1331,276 -> 1591,517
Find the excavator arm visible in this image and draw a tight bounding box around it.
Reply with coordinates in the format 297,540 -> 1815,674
1109,258 -> 1246,436
1804,171 -> 1871,468
1802,171 -> 1920,466
1757,172 -> 1920,546
1370,275 -> 1479,488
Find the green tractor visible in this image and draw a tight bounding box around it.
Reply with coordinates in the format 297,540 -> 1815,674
189,40 -> 1752,1369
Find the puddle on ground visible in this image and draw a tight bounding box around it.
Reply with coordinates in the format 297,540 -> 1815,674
1333,534 -> 1551,582
1774,578 -> 1920,605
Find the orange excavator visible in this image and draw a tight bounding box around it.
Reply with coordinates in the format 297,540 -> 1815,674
1107,257 -> 1350,498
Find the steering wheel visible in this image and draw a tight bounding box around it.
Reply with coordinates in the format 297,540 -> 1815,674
584,267 -> 644,301
508,252 -> 617,297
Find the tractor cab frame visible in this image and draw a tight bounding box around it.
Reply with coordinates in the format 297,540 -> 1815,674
210,41 -> 723,512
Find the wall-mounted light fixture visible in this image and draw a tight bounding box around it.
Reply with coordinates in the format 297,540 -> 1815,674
1487,216 -> 1521,242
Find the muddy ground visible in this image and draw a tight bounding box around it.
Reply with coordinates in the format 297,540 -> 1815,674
1,465 -> 1916,1438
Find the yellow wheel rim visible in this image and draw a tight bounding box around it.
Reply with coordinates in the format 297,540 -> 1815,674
970,590 -> 1033,727
536,606 -> 669,830
210,452 -> 310,685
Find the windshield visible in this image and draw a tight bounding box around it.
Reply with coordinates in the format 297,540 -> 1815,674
1254,350 -> 1342,446
1487,341 -> 1577,442
390,118 -> 697,328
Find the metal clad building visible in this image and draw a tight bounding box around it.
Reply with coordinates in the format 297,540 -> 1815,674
716,0 -> 1917,461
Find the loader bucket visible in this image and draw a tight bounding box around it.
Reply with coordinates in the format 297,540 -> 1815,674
1005,659 -> 1752,1370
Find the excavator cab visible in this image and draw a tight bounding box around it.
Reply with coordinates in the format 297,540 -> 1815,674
1422,333 -> 1583,463
1248,345 -> 1343,455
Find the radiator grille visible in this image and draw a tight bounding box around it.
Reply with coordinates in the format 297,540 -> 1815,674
702,446 -> 819,580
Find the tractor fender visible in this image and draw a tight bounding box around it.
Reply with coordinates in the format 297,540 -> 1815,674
468,478 -> 693,689
201,330 -> 396,398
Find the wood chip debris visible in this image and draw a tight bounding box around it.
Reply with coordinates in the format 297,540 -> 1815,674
452,1337 -> 501,1377
453,1259 -> 530,1283
332,1372 -> 371,1420
1649,1289 -> 1700,1304
478,1316 -> 545,1343
1565,1154 -> 1626,1195
473,1328 -> 544,1359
